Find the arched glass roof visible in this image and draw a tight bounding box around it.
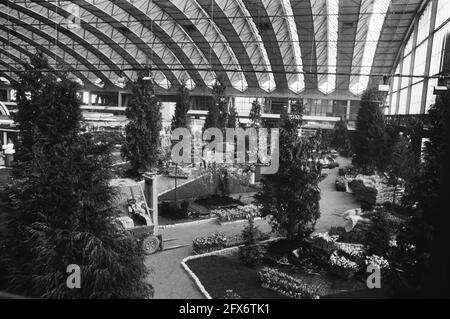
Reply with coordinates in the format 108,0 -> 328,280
0,0 -> 425,96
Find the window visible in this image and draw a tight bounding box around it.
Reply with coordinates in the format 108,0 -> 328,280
436,0 -> 450,29
413,41 -> 428,84
398,88 -> 408,115
409,82 -> 423,114
401,55 -> 411,89
417,2 -> 432,45
234,97 -> 264,117
390,91 -> 398,115
404,34 -> 414,56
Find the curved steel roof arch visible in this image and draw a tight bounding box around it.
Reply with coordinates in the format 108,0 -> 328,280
76,0 -> 197,89
0,33 -> 92,86
261,0 -> 305,94
167,0 -> 248,92
113,0 -> 216,89
0,0 -> 426,97
204,0 -> 276,93
0,15 -> 111,87
1,2 -> 120,87
195,0 -> 258,91
0,62 -> 19,83
5,0 -> 144,86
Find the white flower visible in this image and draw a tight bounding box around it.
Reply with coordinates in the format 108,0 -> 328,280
389,239 -> 398,247
330,252 -> 358,270
312,232 -> 338,243
365,254 -> 390,269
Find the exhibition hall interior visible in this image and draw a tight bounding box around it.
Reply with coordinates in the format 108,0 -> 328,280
0,0 -> 449,300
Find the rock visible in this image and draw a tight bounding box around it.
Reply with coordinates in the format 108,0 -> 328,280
335,176 -> 347,192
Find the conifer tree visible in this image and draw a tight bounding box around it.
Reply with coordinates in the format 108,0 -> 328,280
121,72 -> 162,176
171,82 -> 190,131
249,99 -> 262,128
391,89 -> 450,298
255,101 -> 321,240
227,104 -> 238,128
0,54 -> 152,298
203,77 -> 229,131
352,87 -> 387,173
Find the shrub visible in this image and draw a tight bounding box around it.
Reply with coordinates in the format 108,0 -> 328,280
338,167 -> 347,176
239,244 -> 267,267
239,217 -> 267,266
329,226 -> 368,245
259,267 -> 320,299
310,232 -> 338,253
335,176 -> 347,192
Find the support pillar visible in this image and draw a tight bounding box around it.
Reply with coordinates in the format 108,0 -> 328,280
144,173 -> 159,230
118,92 -> 122,107
346,100 -> 351,120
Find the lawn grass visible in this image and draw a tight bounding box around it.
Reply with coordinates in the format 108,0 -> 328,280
185,255 -> 289,299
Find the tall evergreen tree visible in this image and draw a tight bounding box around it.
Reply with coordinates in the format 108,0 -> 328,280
387,134 -> 414,207
171,82 -> 190,131
249,99 -> 262,128
203,77 -> 229,131
391,90 -> 450,298
227,104 -> 238,128
332,119 -> 352,156
352,87 -> 388,173
12,52 -> 81,167
121,73 -> 162,176
255,101 -> 321,240
0,54 -> 152,298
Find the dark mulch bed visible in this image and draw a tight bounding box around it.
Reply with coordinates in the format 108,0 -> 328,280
186,255 -> 289,299
195,195 -> 244,209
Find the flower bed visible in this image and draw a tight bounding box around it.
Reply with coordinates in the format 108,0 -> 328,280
213,204 -> 261,223
193,232 -> 227,254
329,252 -> 359,280
335,242 -> 366,264
259,267 -> 320,299
311,232 -> 339,254
365,254 -> 390,270
193,232 -> 271,254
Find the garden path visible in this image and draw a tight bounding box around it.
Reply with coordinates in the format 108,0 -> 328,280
315,157 -> 360,233
145,157 -> 361,299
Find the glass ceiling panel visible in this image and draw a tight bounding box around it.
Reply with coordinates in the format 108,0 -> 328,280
312,0 -> 339,95
350,0 -> 391,95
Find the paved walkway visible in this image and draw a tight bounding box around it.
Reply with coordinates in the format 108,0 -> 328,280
315,157 -> 360,233
146,156 -> 360,299
145,218 -> 272,299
